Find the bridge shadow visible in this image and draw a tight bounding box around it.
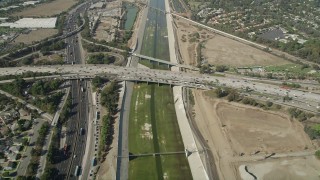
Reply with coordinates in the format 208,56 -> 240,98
128,152 -> 138,161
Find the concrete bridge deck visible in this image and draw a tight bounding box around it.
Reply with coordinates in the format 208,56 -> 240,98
132,53 -> 198,70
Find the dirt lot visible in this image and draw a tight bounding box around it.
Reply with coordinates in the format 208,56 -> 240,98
239,156 -> 320,180
202,35 -> 290,67
94,18 -> 114,42
174,17 -> 290,67
192,90 -> 318,180
13,29 -> 58,44
217,102 -> 312,155
13,0 -> 78,17
174,17 -> 214,66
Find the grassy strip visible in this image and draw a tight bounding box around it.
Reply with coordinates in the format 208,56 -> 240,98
129,83 -> 192,179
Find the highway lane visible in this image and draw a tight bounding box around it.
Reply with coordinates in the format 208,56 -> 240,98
51,1 -> 90,179
1,64 -> 319,113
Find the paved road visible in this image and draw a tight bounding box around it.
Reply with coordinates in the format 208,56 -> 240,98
16,119 -> 46,176
1,64 -> 320,112
52,2 -> 91,179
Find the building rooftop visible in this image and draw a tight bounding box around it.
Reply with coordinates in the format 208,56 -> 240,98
0,18 -> 57,28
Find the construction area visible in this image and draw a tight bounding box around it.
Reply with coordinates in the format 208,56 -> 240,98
88,1 -> 122,42
190,91 -> 320,180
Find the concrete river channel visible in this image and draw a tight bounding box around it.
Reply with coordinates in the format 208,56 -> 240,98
127,0 -> 192,179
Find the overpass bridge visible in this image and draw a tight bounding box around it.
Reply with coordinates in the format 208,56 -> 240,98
132,53 -> 198,70
118,149 -> 197,158
0,72 -> 212,90
0,65 -> 320,113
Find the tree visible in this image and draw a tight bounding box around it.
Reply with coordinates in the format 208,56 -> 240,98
200,65 -> 213,74
92,76 -> 106,88
315,150 -> 320,159
41,167 -> 56,180
215,87 -> 229,98
266,101 -> 273,107
227,89 -> 239,101
215,65 -> 229,72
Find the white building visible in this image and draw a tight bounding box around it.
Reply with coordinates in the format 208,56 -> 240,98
0,18 -> 57,28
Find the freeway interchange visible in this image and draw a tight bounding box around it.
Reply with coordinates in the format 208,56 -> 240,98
1,64 -> 320,113
0,0 -> 320,179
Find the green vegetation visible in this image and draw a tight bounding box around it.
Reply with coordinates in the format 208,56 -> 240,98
82,41 -> 110,52
305,124 -> 320,140
99,81 -> 119,159
192,0 -> 320,62
91,76 -> 107,89
17,119 -> 32,132
129,83 -> 192,179
265,64 -> 320,79
40,40 -> 66,55
33,92 -> 64,114
315,150 -> 320,159
215,65 -> 229,72
212,87 -> 282,110
46,127 -> 59,165
58,92 -> 71,125
314,150 -> 320,159
99,115 -> 111,158
0,77 -> 27,97
172,0 -> 186,13
0,94 -> 14,110
30,79 -> 63,96
282,82 -> 301,88
87,53 -> 115,64
199,64 -> 213,74
81,12 -> 91,39
288,107 -> 314,121
28,122 -> 50,176
128,0 -> 191,178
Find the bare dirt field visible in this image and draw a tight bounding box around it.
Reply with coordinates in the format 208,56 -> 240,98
217,102 -> 312,155
174,17 -> 291,67
174,17 -> 214,66
192,90 -> 318,180
239,156 -> 320,180
202,35 -> 290,67
13,0 -> 78,17
94,18 -> 114,42
13,29 -> 58,44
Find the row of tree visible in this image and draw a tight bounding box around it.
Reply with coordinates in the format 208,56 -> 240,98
99,81 -> 120,159
30,79 -> 63,96
33,92 -> 64,114
87,53 -> 115,64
